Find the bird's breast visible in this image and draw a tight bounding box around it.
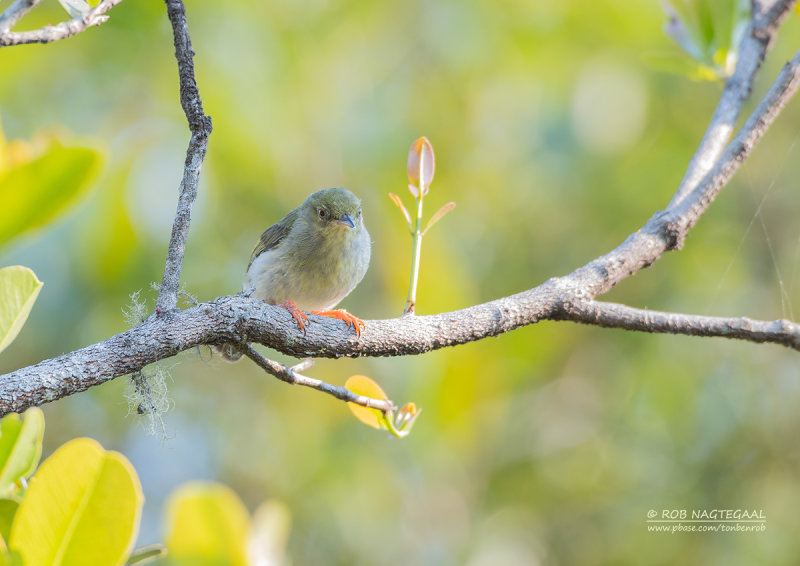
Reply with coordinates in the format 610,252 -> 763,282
245,225 -> 370,311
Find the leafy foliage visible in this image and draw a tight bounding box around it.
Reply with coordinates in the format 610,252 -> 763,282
164,482 -> 250,566
0,407 -> 43,497
9,437 -> 143,566
658,0 -> 750,80
345,375 -> 421,438
0,267 -> 42,355
0,125 -> 102,250
0,411 -> 289,565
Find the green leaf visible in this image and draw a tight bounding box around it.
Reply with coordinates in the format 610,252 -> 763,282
0,543 -> 21,566
0,407 -> 45,496
661,0 -> 749,79
0,140 -> 102,250
164,482 -> 250,566
0,266 -> 43,355
9,438 -> 143,566
126,544 -> 167,565
641,52 -> 723,82
0,500 -> 19,542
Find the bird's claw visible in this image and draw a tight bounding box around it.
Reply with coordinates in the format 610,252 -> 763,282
278,300 -> 309,334
310,309 -> 365,337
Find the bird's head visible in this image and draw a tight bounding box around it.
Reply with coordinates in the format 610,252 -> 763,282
303,187 -> 364,232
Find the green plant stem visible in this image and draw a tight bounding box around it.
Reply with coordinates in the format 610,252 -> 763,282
404,194 -> 424,315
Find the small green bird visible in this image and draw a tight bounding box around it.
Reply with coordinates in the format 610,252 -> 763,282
219,187 -> 371,361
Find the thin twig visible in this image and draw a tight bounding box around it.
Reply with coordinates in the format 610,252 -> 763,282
667,48 -> 800,246
154,0 -> 212,315
291,358 -> 316,373
0,0 -> 123,47
571,47 -> 800,299
556,301 -> 800,350
668,0 -> 797,207
240,345 -> 395,412
0,0 -> 40,34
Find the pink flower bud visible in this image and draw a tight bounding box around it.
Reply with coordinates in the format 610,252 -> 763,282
406,136 -> 435,196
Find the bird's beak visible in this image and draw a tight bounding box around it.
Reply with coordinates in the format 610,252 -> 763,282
336,214 -> 355,228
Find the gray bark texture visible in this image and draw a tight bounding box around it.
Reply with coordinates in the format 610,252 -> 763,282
1,0 -> 799,415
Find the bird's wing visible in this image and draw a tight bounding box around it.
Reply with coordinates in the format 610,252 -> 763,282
247,207 -> 299,269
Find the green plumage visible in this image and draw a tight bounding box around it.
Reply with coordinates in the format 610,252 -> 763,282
245,188 -> 371,310
248,207 -> 298,270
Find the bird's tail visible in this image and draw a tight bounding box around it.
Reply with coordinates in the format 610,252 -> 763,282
212,343 -> 244,362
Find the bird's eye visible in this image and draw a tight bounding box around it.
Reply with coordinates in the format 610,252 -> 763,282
317,208 -> 328,220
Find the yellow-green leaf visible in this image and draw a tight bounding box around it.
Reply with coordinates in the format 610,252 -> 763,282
0,140 -> 102,250
641,52 -> 722,82
0,500 -> 18,542
0,543 -> 21,566
0,407 -> 44,496
344,375 -> 389,430
164,482 -> 250,566
0,266 -> 43,355
125,544 -> 167,565
9,438 -> 143,566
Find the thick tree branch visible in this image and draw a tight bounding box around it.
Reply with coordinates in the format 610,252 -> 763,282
1,3 -> 799,416
155,0 -> 212,314
241,346 -> 395,412
0,0 -> 123,47
3,289 -> 800,414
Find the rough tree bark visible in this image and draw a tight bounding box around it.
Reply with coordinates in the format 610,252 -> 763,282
1,0 -> 799,415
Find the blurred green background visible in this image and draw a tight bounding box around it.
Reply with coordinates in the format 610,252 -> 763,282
2,0 -> 800,564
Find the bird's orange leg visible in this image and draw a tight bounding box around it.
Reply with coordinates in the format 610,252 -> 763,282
310,309 -> 366,337
277,300 -> 309,333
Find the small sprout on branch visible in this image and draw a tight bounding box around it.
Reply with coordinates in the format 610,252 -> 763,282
389,136 -> 455,315
394,402 -> 422,433
345,375 -> 421,438
423,202 -> 456,236
407,136 -> 435,195
658,0 -> 750,80
388,193 -> 412,232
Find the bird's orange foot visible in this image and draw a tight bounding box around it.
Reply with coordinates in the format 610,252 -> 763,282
310,309 -> 366,337
277,300 -> 309,333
